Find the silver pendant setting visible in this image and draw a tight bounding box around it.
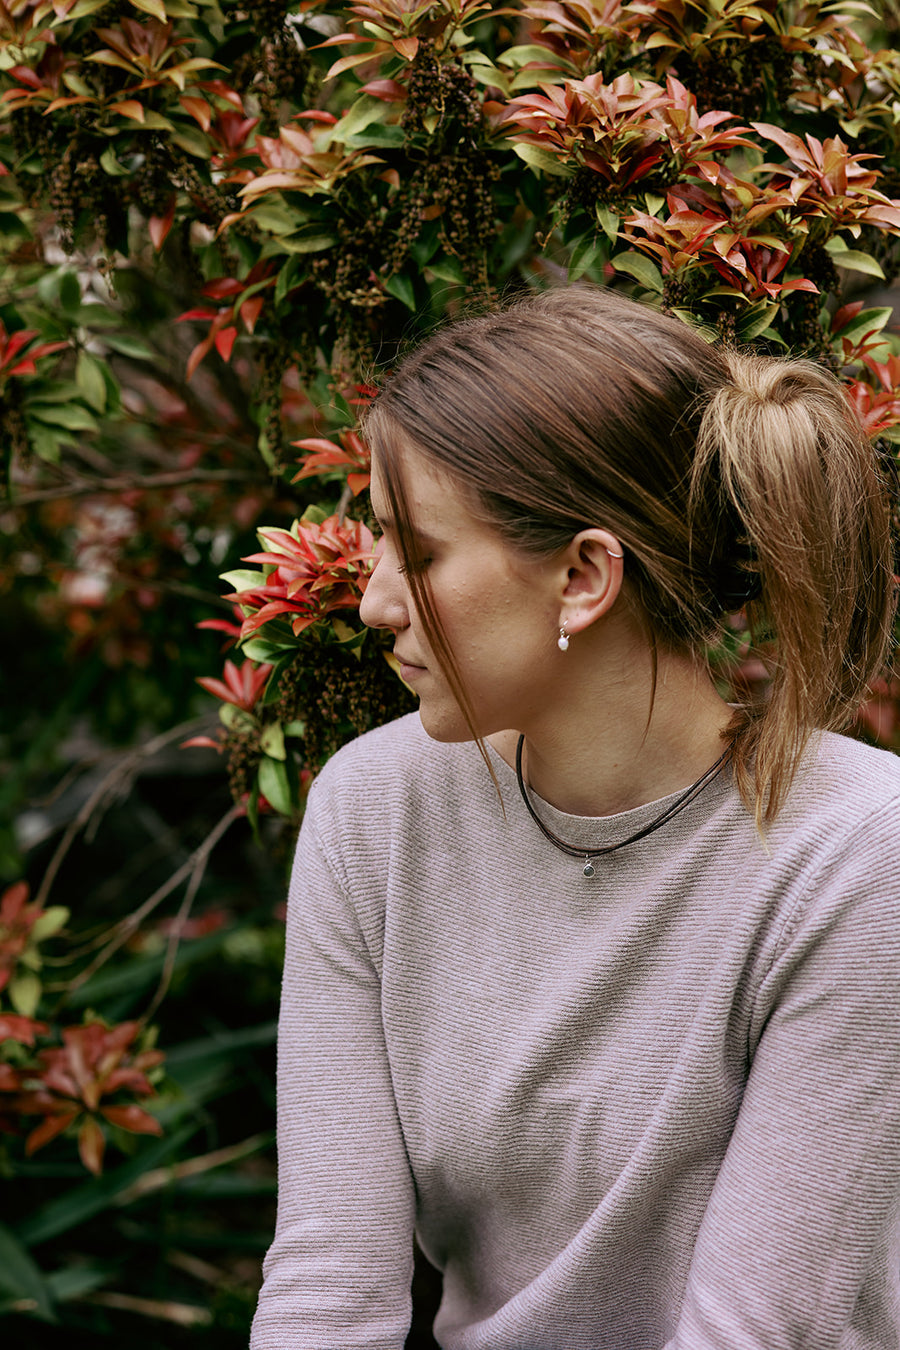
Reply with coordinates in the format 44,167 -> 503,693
583,859 -> 596,878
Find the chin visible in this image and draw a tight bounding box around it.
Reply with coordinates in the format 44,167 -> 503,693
416,704 -> 482,745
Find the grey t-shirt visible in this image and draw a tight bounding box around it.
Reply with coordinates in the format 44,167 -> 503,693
252,714 -> 900,1349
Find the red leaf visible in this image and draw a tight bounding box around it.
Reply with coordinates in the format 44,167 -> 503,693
0,1013 -> 48,1045
361,79 -> 406,102
25,1109 -> 78,1156
181,735 -> 222,750
101,1103 -> 163,1135
148,195 -> 176,250
202,277 -> 244,299
214,326 -> 237,361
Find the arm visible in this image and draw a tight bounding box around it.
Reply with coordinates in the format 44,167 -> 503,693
669,806 -> 900,1349
250,783 -> 416,1350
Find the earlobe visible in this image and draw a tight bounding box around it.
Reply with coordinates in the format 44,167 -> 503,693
559,530 -> 625,636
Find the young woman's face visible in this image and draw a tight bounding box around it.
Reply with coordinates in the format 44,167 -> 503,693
360,441 -> 564,743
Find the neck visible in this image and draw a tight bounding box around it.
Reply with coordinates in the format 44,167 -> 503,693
490,630 -> 732,818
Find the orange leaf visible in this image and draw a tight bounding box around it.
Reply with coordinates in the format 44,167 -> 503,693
179,94 -> 211,131
78,1115 -> 105,1175
186,336 -> 214,381
25,1110 -> 78,1156
110,99 -> 145,123
393,36 -> 418,59
240,295 -> 264,333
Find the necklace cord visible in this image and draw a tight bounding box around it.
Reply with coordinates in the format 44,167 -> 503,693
515,736 -> 730,862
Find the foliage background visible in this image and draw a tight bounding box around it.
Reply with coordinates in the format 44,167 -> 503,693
3,0 -> 900,1343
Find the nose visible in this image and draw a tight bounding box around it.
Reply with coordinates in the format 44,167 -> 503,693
359,538 -> 409,632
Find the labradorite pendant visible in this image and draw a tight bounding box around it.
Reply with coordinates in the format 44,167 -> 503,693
583,860 -> 596,878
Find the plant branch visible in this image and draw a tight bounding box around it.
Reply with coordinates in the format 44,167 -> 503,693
53,801 -> 242,1009
12,468 -> 264,506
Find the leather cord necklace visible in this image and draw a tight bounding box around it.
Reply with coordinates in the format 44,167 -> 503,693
515,735 -> 730,878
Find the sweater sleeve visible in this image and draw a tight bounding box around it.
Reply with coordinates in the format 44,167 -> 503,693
249,782 -> 416,1350
668,802 -> 900,1350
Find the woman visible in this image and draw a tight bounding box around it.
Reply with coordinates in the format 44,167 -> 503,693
251,286 -> 900,1349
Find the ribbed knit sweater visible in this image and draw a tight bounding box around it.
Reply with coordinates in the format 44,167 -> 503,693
251,713 -> 900,1349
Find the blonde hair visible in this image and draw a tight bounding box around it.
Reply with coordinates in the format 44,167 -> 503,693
696,349 -> 894,819
364,286 -> 895,824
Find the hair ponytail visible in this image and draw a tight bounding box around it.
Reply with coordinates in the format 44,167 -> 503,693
366,285 -> 895,827
694,350 -> 896,823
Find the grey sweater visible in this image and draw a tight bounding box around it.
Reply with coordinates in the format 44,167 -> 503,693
251,714 -> 900,1349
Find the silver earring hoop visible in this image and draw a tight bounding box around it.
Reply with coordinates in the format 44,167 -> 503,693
557,626 -> 570,652
606,548 -> 624,559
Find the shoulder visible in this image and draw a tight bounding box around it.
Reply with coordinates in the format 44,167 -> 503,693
779,731 -> 900,842
310,712 -> 470,802
760,733 -> 900,956
303,714 -> 490,852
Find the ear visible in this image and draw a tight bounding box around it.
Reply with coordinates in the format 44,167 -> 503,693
558,529 -> 625,635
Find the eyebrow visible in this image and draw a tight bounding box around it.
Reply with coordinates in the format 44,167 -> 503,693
373,513 -> 440,549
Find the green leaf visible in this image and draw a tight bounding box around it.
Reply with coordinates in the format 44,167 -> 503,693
250,200 -> 304,236
220,568 -> 266,591
130,0 -> 167,20
610,252 -> 664,294
568,234 -> 604,282
282,719 -> 305,737
240,637 -> 293,662
218,704 -> 255,731
257,755 -> 293,816
170,129 -> 211,160
512,142 -> 574,178
333,94 -> 389,142
27,425 -> 63,463
345,125 -> 403,149
259,722 -> 285,761
0,1222 -> 57,1322
643,192 -> 666,217
824,244 -> 885,279
427,256 -> 467,285
8,971 -> 41,1017
75,351 -> 107,412
16,1123 -> 200,1247
500,43 -> 562,67
30,906 -> 69,940
273,256 -> 301,306
102,333 -> 154,359
140,110 -> 177,133
59,271 -> 81,313
384,272 -> 416,310
265,229 -> 336,256
835,306 -> 893,340
29,403 -> 98,432
0,211 -> 31,240
99,146 -> 130,177
45,1264 -> 109,1304
595,206 -> 619,245
737,300 -> 781,341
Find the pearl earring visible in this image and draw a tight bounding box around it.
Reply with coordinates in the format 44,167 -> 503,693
557,626 -> 569,652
